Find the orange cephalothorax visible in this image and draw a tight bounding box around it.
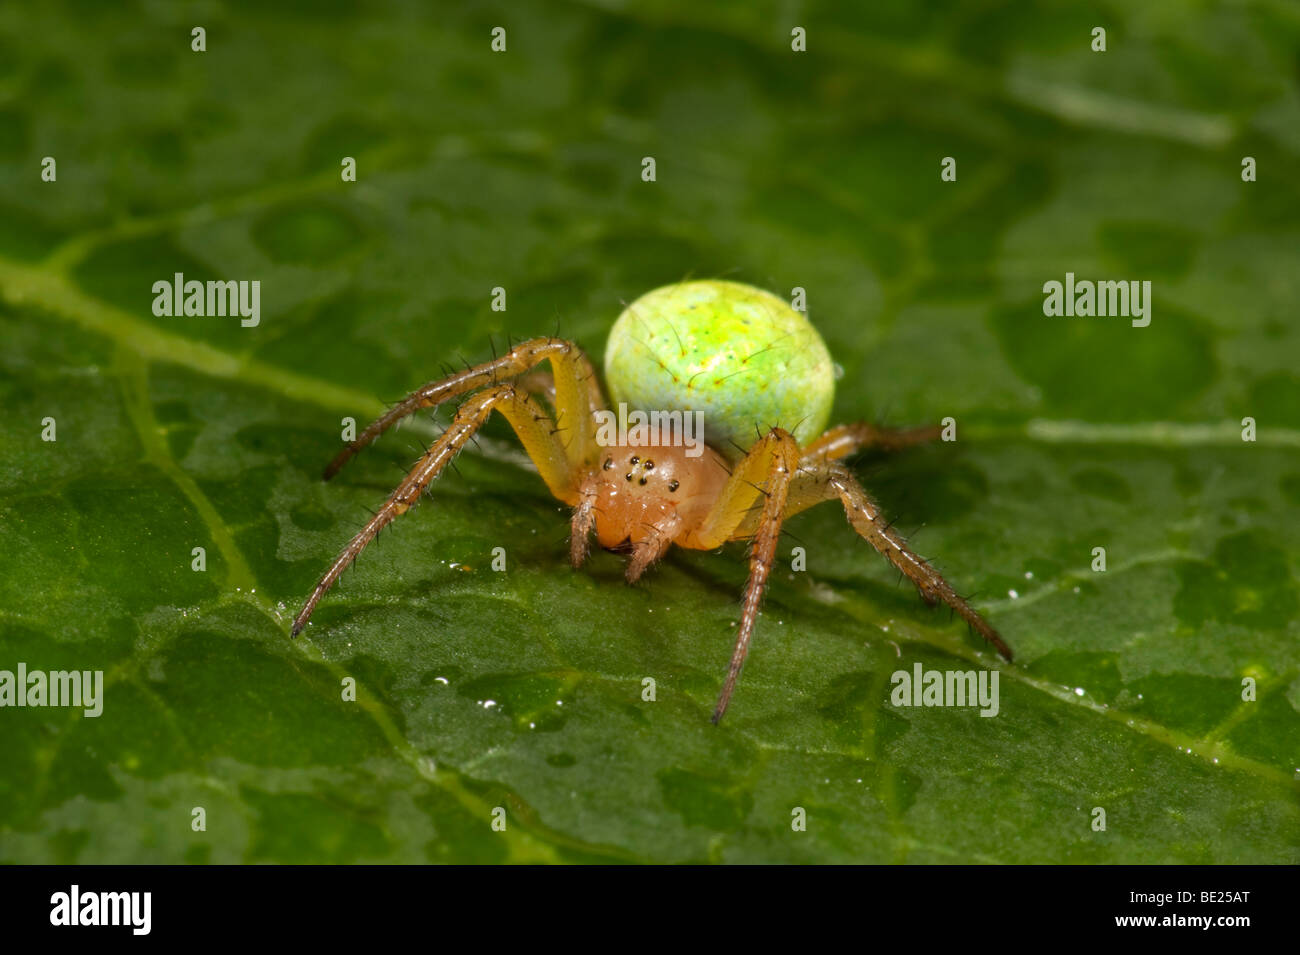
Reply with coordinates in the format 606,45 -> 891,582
589,441 -> 731,550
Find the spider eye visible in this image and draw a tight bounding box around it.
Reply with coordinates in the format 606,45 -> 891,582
644,460 -> 654,470
668,480 -> 680,492
639,477 -> 648,486
603,458 -> 613,470
629,456 -> 640,465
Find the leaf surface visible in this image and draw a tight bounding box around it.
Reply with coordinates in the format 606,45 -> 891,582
1,0 -> 1297,863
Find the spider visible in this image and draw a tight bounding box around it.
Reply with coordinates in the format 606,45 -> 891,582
292,280 -> 1012,722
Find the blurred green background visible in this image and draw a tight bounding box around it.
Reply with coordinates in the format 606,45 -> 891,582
0,0 -> 1297,863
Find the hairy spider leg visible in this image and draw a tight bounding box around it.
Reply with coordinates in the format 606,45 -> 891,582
625,511 -> 683,583
826,466 -> 1012,659
802,421 -> 943,461
772,457 -> 1013,661
293,384 -> 580,637
687,428 -> 802,723
694,430 -> 1011,720
323,338 -> 603,480
513,368 -> 604,414
569,475 -> 600,568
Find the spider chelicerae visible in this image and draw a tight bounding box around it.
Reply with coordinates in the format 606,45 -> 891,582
292,280 -> 1012,722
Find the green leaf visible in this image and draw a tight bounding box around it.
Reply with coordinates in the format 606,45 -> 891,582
1,0 -> 1298,863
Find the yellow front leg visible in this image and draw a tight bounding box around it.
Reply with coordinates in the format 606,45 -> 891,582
687,428 -> 801,722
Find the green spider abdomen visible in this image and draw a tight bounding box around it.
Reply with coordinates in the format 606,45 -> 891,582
604,280 -> 835,458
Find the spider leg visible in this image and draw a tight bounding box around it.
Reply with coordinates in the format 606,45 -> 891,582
802,421 -> 941,462
569,472 -> 599,568
293,384 -> 580,637
803,461 -> 1012,660
625,514 -> 682,583
324,338 -> 604,480
514,368 -> 592,405
690,428 -> 802,723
